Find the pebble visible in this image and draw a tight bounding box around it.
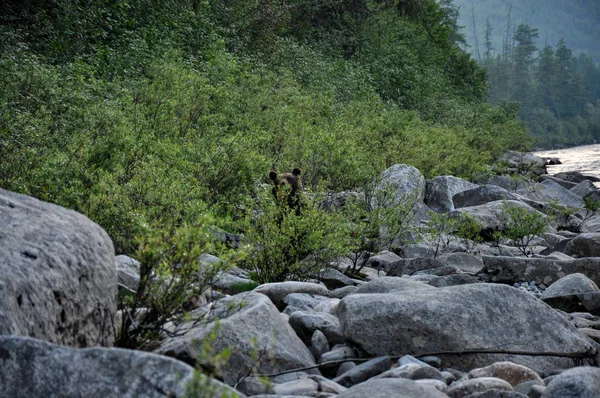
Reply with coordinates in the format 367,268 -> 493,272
513,281 -> 545,298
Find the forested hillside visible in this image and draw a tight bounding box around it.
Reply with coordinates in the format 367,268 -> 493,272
0,0 -> 528,253
455,0 -> 600,62
452,0 -> 600,148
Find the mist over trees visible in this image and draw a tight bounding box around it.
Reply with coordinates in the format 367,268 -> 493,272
453,0 -> 600,148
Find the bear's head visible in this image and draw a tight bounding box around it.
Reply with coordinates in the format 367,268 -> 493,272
269,168 -> 302,210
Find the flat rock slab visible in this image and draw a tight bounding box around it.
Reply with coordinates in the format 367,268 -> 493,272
0,188 -> 117,347
156,292 -> 317,386
452,185 -> 519,208
0,336 -> 243,398
338,284 -> 596,374
352,277 -> 434,294
482,256 -> 600,287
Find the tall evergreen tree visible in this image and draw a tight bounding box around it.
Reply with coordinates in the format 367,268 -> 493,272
512,23 -> 539,117
535,45 -> 558,115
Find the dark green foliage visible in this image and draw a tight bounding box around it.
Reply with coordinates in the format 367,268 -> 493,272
116,220 -> 241,350
0,0 -> 529,255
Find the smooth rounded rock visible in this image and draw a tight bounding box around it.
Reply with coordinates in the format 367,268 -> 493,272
337,377 -> 448,398
156,292 -> 317,385
447,377 -> 513,398
333,356 -> 392,387
565,233 -> 600,258
0,188 -> 117,347
254,282 -> 329,310
289,311 -> 344,345
353,276 -> 433,294
272,379 -> 318,396
541,366 -> 600,397
469,362 -> 544,387
338,284 -> 596,374
310,330 -> 329,361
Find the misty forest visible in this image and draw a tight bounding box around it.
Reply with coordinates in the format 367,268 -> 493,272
455,0 -> 600,147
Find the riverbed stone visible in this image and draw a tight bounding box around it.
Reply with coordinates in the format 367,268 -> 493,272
450,200 -> 545,237
400,243 -> 435,259
272,379 -> 319,396
570,180 -> 598,198
387,257 -> 447,276
336,377 -> 448,398
541,366 -> 600,397
428,273 -> 482,287
333,356 -> 392,387
254,282 -> 329,310
289,311 -> 344,345
453,185 -> 520,209
482,256 -> 600,287
352,276 -> 433,294
338,284 -> 597,374
310,330 -> 329,361
378,164 -> 426,202
0,336 -> 243,398
115,255 -> 140,292
564,233 -> 600,257
156,292 -> 317,386
436,252 -> 485,274
468,362 -> 544,387
425,176 -> 479,213
0,188 -> 117,347
447,377 -> 514,398
282,293 -> 329,315
376,363 -> 444,381
365,251 -> 403,272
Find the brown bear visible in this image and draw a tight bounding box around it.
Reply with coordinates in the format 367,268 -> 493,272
269,168 -> 303,213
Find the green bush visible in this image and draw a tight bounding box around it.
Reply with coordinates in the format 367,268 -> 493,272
495,201 -> 548,257
242,188 -> 348,283
116,219 -> 243,350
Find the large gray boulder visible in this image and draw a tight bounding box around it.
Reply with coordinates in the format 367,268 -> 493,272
541,274 -> 600,314
336,377 -> 447,398
378,164 -> 426,202
436,252 -> 485,274
564,233 -> 600,257
450,200 -> 545,235
337,284 -> 596,374
520,180 -> 584,209
156,292 -> 317,386
288,311 -> 344,345
0,336 -> 243,398
425,176 -> 478,213
453,185 -> 520,209
498,151 -> 547,177
542,367 -> 600,397
570,180 -> 598,199
482,256 -> 600,287
0,188 -> 117,347
541,273 -> 600,300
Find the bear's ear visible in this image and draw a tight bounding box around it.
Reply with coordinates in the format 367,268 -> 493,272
292,168 -> 301,176
269,170 -> 278,181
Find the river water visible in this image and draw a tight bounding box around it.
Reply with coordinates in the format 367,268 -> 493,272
533,144 -> 600,182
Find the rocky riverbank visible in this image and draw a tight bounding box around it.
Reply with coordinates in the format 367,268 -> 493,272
2,151 -> 600,397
